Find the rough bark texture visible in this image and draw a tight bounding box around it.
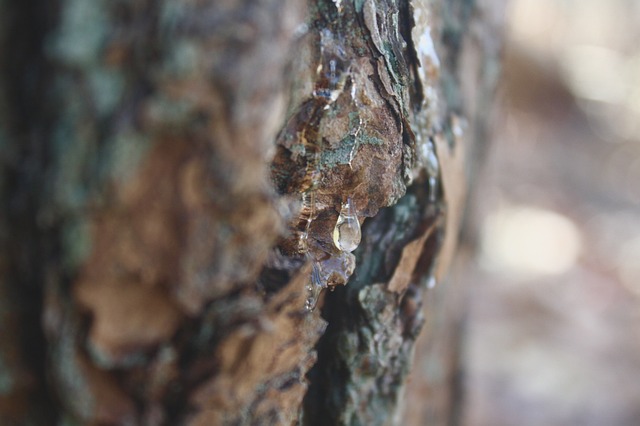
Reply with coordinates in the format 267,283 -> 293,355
0,0 -> 502,425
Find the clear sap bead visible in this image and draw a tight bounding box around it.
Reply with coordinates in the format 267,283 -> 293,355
422,140 -> 439,177
332,198 -> 361,253
305,282 -> 323,311
305,261 -> 324,311
422,140 -> 440,202
428,175 -> 438,202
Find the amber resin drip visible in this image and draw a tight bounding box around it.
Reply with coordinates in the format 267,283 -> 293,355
297,29 -> 358,311
305,260 -> 324,311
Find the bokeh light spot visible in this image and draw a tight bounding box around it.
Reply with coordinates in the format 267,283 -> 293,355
480,205 -> 583,276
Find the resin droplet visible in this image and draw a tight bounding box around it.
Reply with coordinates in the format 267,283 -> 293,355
333,198 -> 361,253
305,261 -> 324,311
305,282 -> 323,311
421,140 -> 440,202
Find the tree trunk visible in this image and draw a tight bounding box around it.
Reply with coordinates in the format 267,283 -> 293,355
0,0 -> 503,424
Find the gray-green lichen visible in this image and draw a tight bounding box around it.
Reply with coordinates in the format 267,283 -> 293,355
44,0 -> 145,214
48,98 -> 95,213
144,95 -> 196,129
51,325 -> 96,421
160,39 -> 201,79
61,217 -> 92,272
102,130 -> 152,187
87,68 -> 125,118
319,136 -> 354,169
47,0 -> 107,67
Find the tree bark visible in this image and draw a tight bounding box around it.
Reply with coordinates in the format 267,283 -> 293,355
0,0 -> 503,425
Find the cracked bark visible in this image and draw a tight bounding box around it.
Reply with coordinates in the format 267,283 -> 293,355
0,0 -> 503,425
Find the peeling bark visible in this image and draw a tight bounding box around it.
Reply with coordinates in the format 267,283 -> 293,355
0,0 -> 503,425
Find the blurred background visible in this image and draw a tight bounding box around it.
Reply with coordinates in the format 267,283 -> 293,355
462,0 -> 640,425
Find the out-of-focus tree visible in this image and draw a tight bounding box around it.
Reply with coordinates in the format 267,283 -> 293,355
0,0 -> 503,424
